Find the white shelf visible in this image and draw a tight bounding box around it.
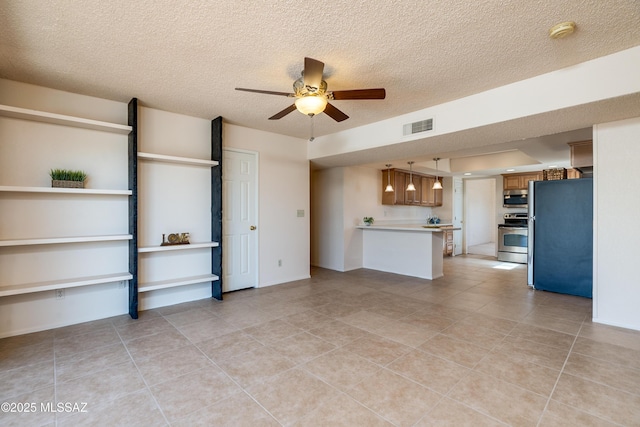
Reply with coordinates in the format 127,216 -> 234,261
0,272 -> 133,297
0,186 -> 132,195
138,274 -> 219,293
138,241 -> 219,253
0,235 -> 133,247
138,152 -> 219,167
0,104 -> 132,134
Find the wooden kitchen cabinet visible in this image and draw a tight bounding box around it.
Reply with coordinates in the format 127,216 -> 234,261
502,172 -> 542,190
442,227 -> 454,256
382,168 -> 442,207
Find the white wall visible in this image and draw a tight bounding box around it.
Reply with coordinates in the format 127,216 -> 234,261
593,116 -> 640,330
311,168 -> 345,270
223,124 -> 310,286
464,178 -> 496,247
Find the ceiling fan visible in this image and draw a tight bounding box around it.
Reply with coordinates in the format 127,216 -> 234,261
235,57 -> 386,123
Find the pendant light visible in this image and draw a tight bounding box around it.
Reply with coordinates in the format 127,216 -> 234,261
432,158 -> 443,190
406,161 -> 416,191
384,164 -> 394,192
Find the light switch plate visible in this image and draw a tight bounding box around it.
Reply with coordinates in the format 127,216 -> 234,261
297,209 -> 305,217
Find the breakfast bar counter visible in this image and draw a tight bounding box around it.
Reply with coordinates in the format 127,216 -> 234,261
356,224 -> 456,280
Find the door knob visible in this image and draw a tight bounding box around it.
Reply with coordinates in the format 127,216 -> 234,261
250,225 -> 256,230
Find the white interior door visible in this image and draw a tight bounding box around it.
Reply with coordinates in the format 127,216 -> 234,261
223,149 -> 258,292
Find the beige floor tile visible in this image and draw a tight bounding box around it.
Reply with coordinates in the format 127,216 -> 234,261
494,336 -> 570,370
248,368 -> 337,426
172,392 -> 278,427
56,360 -> 146,407
243,318 -> 304,344
150,366 -> 242,422
175,317 -> 238,343
0,340 -> 53,372
508,323 -> 576,351
55,342 -> 131,382
135,344 -> 212,386
572,336 -> 640,370
303,348 -> 381,392
0,385 -> 55,427
579,322 -> 640,351
271,331 -> 336,364
124,328 -> 191,360
115,317 -> 173,341
521,311 -> 583,335
563,352 -> 640,395
280,309 -> 333,330
0,360 -> 53,401
448,371 -> 547,427
57,389 -> 166,427
399,311 -> 456,332
551,373 -> 640,426
54,327 -> 121,358
415,397 -> 507,426
162,307 -> 218,327
388,349 -> 470,394
539,400 -> 619,427
441,321 -> 506,350
348,368 -> 442,427
292,394 -> 393,427
460,313 -> 518,334
342,335 -> 412,366
419,333 -> 490,368
196,330 -> 264,361
307,319 -> 371,347
0,330 -> 54,352
215,346 -> 295,387
474,350 -> 560,396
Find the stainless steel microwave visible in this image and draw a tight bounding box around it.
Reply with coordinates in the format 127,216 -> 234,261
503,189 -> 528,208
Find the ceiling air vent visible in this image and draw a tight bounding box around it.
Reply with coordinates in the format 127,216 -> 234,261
403,118 -> 433,136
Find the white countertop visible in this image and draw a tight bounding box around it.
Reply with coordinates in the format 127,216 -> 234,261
357,223 -> 456,232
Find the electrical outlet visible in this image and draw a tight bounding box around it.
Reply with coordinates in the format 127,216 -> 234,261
55,289 -> 65,299
278,259 -> 282,267
119,281 -> 126,289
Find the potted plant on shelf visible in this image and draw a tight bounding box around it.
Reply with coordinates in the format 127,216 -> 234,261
363,216 -> 374,226
49,168 -> 87,188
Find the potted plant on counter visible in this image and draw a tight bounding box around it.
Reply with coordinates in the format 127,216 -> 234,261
50,168 -> 87,188
363,216 -> 374,226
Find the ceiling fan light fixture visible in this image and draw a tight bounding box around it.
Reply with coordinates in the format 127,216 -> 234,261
295,95 -> 327,116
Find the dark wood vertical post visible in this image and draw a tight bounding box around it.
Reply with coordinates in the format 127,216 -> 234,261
128,98 -> 139,318
211,116 -> 223,300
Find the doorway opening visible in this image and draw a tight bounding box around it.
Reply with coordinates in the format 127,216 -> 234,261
464,178 -> 497,257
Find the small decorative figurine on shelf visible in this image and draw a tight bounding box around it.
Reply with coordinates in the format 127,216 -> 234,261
161,232 -> 190,246
427,215 -> 440,224
363,217 -> 374,226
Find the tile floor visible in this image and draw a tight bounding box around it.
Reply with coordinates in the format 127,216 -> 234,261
2,255 -> 640,426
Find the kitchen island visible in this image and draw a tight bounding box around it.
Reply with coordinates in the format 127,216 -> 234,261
357,224 -> 456,280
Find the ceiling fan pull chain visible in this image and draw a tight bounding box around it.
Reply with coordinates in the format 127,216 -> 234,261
309,115 -> 315,141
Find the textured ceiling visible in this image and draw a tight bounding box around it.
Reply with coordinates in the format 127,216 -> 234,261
1,0 -> 639,169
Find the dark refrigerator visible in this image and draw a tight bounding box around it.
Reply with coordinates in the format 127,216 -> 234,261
527,178 -> 593,298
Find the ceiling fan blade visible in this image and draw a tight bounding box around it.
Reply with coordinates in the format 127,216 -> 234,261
330,88 -> 386,100
268,104 -> 297,120
236,88 -> 293,97
303,57 -> 324,90
323,102 -> 349,122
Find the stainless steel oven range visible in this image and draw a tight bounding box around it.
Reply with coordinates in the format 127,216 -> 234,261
498,213 -> 528,263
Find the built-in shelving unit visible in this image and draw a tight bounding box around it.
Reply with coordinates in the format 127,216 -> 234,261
138,274 -> 219,293
132,107 -> 223,316
138,241 -> 219,253
0,272 -> 133,298
0,186 -> 132,195
0,235 -> 132,247
0,100 -> 134,300
0,104 -> 132,134
138,152 -> 219,167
